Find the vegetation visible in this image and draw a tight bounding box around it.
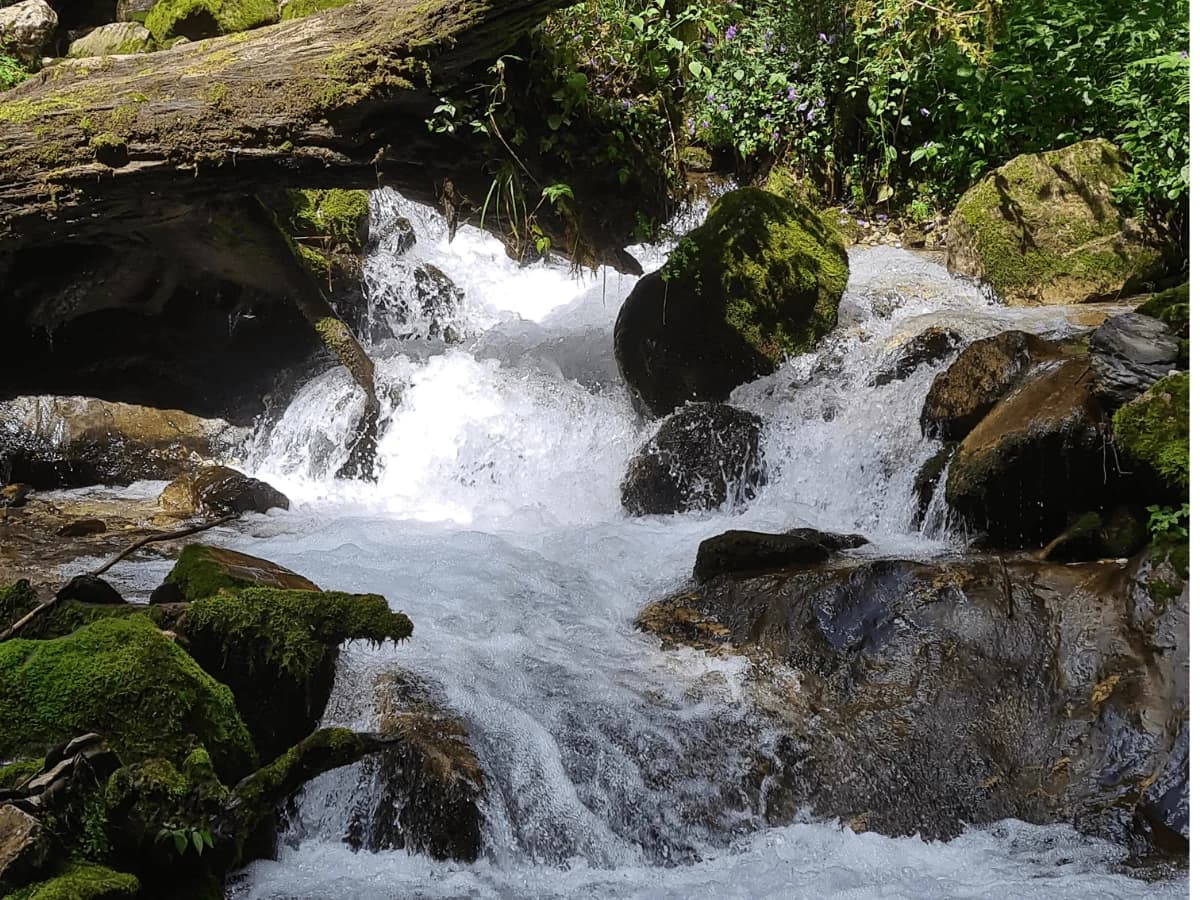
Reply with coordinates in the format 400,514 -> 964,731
1112,372 -> 1189,491
144,0 -> 278,43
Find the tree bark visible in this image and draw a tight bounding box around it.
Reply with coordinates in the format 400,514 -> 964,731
0,0 -> 640,270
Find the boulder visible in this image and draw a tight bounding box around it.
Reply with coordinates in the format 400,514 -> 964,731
0,0 -> 57,65
1088,313 -> 1180,406
116,0 -> 156,21
143,0 -> 277,42
158,465 -> 290,517
346,673 -> 485,861
154,544 -> 319,603
0,395 -> 248,489
621,403 -> 766,516
946,140 -> 1161,305
693,529 -> 867,583
55,574 -> 125,606
1,863 -> 139,900
365,262 -> 465,344
945,358 -> 1108,547
871,326 -> 962,387
639,549 -> 1187,857
1041,508 -> 1147,562
67,22 -> 155,56
920,331 -> 1061,440
614,188 -> 849,415
1112,372 -> 1189,495
55,518 -> 107,537
0,804 -> 50,888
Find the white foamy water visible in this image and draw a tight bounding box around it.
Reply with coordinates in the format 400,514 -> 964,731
211,190 -> 1181,898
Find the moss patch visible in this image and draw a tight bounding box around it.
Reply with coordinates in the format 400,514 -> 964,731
0,615 -> 256,778
1138,283 -> 1188,367
281,0 -> 353,20
286,188 -> 369,249
144,0 -> 278,43
1,579 -> 39,631
1112,372 -> 1189,490
0,757 -> 41,789
165,544 -> 266,601
188,588 -> 412,681
5,863 -> 139,900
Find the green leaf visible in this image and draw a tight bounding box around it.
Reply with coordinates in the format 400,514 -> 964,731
192,831 -> 205,854
688,60 -> 704,78
173,831 -> 187,855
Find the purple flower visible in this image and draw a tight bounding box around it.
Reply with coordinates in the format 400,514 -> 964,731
719,102 -> 728,111
818,32 -> 828,43
725,25 -> 737,40
817,98 -> 825,108
706,93 -> 716,103
764,113 -> 772,121
772,130 -> 780,141
797,100 -> 808,111
621,99 -> 631,110
920,107 -> 930,117
806,109 -> 815,122
700,119 -> 710,129
856,218 -> 867,226
1181,50 -> 1189,59
787,86 -> 798,101
876,213 -> 888,221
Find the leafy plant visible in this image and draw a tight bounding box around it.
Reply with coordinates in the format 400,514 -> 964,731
157,824 -> 214,856
1147,503 -> 1189,541
0,51 -> 29,91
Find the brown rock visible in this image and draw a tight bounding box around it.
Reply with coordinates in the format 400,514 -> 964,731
158,465 -> 289,517
0,804 -> 50,886
55,518 -> 107,537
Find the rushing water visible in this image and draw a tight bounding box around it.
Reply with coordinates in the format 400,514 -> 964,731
119,190 -> 1183,898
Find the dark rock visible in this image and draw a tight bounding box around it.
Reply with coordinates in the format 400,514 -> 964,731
54,574 -> 125,606
639,550 -> 1187,858
614,188 -> 848,416
621,403 -> 766,516
346,673 -> 485,861
1089,313 -> 1180,406
0,483 -> 31,508
0,396 -> 248,489
920,331 -> 1061,439
1042,507 -> 1147,562
55,518 -> 107,537
694,529 -> 867,582
364,261 -> 465,344
0,803 -> 50,887
365,214 -> 416,257
871,327 -> 962,387
158,466 -> 289,517
148,582 -> 186,606
946,358 -> 1108,548
911,443 -> 955,527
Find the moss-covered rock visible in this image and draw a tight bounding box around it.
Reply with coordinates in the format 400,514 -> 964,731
4,862 -> 138,900
1,580 -> 39,632
285,188 -> 369,250
67,22 -> 155,58
280,0 -> 352,20
186,588 -> 411,759
0,616 -> 256,779
946,140 -> 1162,305
162,544 -> 319,603
1112,373 -> 1189,493
143,0 -> 276,43
0,758 -> 41,789
1137,283 -> 1189,367
614,187 -> 849,415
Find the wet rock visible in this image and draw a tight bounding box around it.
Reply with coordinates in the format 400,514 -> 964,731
1,484 -> 31,509
159,544 -> 320,601
346,673 -> 485,861
640,550 -> 1187,857
1088,313 -> 1180,406
1111,372 -> 1188,500
0,0 -> 57,65
614,188 -> 848,416
365,213 -> 416,257
946,140 -> 1162,305
0,803 -> 50,887
0,396 -> 248,489
1041,507 -> 1147,562
55,574 -> 125,606
911,443 -> 955,527
67,21 -> 154,57
158,465 -> 290,517
920,331 -> 1061,440
693,529 -> 868,583
621,403 -> 766,516
55,518 -> 107,537
946,358 -> 1108,547
871,327 -> 962,387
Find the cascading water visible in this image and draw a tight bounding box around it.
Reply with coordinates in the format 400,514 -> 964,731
206,189 -> 1184,898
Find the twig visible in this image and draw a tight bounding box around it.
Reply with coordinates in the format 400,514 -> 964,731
0,515 -> 236,643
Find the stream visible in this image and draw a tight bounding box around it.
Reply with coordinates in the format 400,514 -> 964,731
98,191 -> 1185,899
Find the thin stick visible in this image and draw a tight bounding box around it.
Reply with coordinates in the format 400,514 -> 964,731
0,514 -> 236,643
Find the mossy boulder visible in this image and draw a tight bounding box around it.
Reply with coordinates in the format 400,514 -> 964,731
1137,283 -> 1188,367
144,0 -> 276,43
67,22 -> 155,57
1,580 -> 39,632
614,187 -> 849,416
946,140 -> 1162,305
946,358 -> 1109,548
0,616 -> 256,780
280,0 -> 352,20
1112,373 -> 1189,495
158,466 -> 290,517
159,544 -> 319,603
185,588 -> 412,759
4,862 -> 138,900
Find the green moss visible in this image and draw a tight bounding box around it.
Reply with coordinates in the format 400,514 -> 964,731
1112,373 -> 1189,490
188,588 -> 412,681
286,188 -> 369,249
662,187 -> 849,361
1137,283 -> 1189,367
281,0 -> 353,20
21,601 -> 143,639
0,757 -> 41,789
1,579 -> 39,631
0,616 -> 256,778
144,0 -> 278,43
5,863 -> 139,900
164,544 -> 258,601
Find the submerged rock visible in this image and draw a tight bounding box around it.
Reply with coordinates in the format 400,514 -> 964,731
158,465 -> 290,517
0,395 -> 248,488
614,188 -> 848,415
920,331 -> 1061,440
871,326 -> 962,387
693,529 -> 867,582
946,139 -> 1162,305
945,357 -> 1107,547
347,673 -> 485,861
640,550 -> 1188,857
621,403 -> 766,516
1088,313 -> 1181,406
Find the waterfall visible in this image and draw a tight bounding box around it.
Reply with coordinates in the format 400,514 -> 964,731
219,190 -> 1180,899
